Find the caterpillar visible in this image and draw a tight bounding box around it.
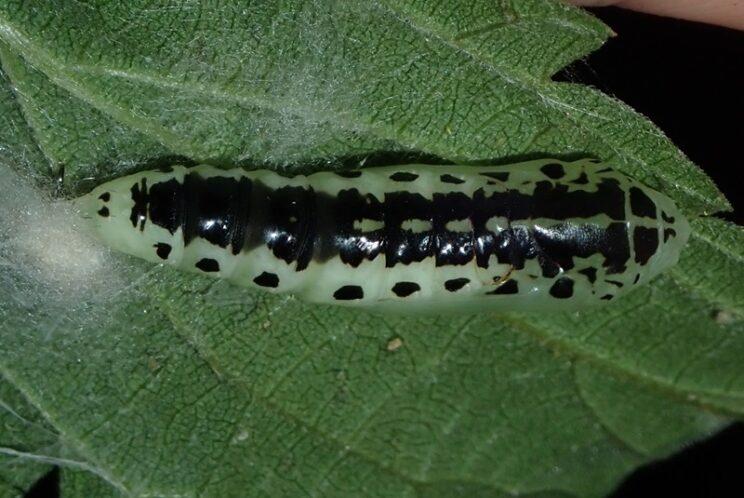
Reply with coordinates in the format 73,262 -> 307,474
75,158 -> 690,312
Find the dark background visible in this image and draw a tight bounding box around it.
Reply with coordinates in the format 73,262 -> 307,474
22,6 -> 744,498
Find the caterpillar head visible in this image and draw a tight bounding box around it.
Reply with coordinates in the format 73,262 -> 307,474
75,168 -> 187,265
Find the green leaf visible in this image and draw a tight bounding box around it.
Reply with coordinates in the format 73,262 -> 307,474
0,42 -> 171,187
0,377 -> 58,498
60,469 -> 124,498
0,2 -> 740,497
0,0 -> 728,213
0,63 -> 48,175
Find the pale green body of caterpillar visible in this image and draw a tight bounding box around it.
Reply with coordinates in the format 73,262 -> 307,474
76,158 -> 690,313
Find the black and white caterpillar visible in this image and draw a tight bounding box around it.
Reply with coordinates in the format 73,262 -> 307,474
75,158 -> 690,312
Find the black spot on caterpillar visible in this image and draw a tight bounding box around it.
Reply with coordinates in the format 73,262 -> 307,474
480,171 -> 509,182
335,170 -> 362,178
444,278 -> 470,292
578,267 -> 597,284
334,285 -> 364,301
154,242 -> 172,260
633,226 -> 660,265
389,172 -> 419,182
195,258 -> 220,272
391,281 -> 420,297
549,278 -> 574,299
440,174 -> 465,185
486,280 -> 519,295
253,271 -> 279,288
540,163 -> 565,180
630,187 -> 657,219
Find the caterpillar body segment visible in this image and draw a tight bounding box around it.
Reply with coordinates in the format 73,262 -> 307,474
76,159 -> 690,312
